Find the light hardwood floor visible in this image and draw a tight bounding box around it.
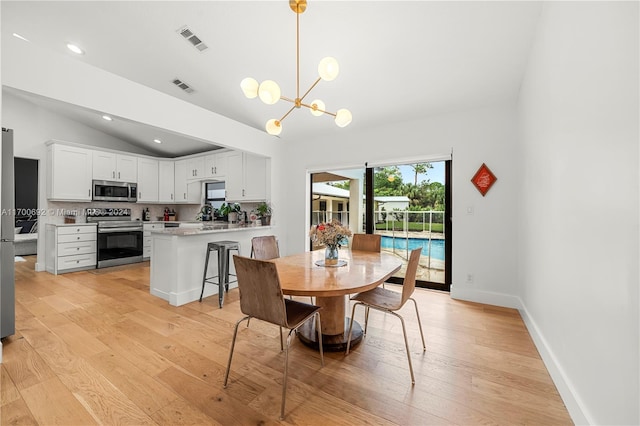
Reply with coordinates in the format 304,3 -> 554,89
1,256 -> 572,425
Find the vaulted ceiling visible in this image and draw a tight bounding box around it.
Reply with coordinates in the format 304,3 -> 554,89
1,1 -> 542,156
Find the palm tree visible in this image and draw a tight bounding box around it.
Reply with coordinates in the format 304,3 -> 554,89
409,163 -> 433,185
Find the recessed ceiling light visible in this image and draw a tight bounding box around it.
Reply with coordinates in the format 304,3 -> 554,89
153,139 -> 162,144
12,33 -> 29,42
102,115 -> 113,121
66,43 -> 84,55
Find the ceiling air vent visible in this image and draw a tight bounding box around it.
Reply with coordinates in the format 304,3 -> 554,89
172,78 -> 194,94
177,26 -> 209,52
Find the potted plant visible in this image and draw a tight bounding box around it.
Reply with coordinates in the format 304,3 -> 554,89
256,201 -> 272,226
218,203 -> 241,222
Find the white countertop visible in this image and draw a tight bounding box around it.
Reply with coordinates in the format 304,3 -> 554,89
46,222 -> 97,227
151,223 -> 270,236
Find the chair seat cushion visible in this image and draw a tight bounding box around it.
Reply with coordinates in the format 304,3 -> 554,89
351,286 -> 403,311
284,299 -> 321,329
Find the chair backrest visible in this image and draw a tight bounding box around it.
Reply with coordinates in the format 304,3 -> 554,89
351,233 -> 381,252
233,255 -> 287,327
401,248 -> 422,305
251,235 -> 280,260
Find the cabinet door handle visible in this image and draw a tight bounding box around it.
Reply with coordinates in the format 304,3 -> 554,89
118,172 -> 121,179
242,189 -> 245,197
112,171 -> 115,178
139,192 -> 142,199
212,167 -> 214,174
171,193 -> 173,200
184,192 -> 186,199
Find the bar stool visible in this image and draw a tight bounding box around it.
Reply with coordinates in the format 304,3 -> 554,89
199,240 -> 240,308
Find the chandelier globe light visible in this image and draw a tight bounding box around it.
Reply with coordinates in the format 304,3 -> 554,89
241,0 -> 351,135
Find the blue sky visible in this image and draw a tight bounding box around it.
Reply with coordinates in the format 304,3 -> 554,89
398,162 -> 445,185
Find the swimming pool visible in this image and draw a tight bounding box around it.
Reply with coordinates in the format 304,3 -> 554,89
380,235 -> 445,260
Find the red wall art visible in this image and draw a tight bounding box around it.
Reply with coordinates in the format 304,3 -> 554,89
471,163 -> 497,196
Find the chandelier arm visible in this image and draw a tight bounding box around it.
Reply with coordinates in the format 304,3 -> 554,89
280,96 -> 296,103
299,102 -> 336,117
299,77 -> 322,102
278,105 -> 297,123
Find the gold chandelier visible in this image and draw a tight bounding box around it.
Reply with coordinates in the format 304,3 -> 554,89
240,0 -> 352,136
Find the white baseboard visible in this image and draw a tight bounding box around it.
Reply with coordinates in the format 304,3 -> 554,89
518,304 -> 591,425
450,285 -> 523,309
450,286 -> 590,425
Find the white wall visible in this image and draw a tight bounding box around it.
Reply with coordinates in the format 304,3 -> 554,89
281,105 -> 520,304
517,2 -> 639,424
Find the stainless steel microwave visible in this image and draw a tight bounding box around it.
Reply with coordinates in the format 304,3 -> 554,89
92,180 -> 137,202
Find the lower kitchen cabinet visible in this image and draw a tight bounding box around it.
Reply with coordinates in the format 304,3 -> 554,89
45,224 -> 97,275
143,223 -> 164,259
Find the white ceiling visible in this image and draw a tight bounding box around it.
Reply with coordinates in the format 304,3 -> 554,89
1,1 -> 542,156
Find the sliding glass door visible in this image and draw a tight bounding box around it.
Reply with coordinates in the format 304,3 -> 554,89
310,161 -> 451,291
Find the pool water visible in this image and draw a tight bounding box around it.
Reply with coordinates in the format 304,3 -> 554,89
380,235 -> 445,261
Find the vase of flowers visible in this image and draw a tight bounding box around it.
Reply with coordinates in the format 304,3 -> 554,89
309,219 -> 352,266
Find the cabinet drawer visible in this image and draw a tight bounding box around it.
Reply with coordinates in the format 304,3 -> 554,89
58,241 -> 96,257
58,233 -> 97,243
143,246 -> 152,258
144,237 -> 152,247
58,225 -> 96,236
57,253 -> 96,270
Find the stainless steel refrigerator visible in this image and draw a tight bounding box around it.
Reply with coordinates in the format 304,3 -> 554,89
1,128 -> 15,338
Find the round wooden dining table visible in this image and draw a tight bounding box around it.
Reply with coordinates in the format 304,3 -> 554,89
271,249 -> 402,351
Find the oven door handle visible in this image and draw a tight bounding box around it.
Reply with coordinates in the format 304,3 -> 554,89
98,227 -> 143,233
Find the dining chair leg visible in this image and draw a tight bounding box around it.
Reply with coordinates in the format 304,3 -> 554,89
410,297 -> 426,351
316,313 -> 324,366
392,311 -> 416,384
281,329 -> 295,420
364,306 -> 370,335
224,316 -> 249,388
279,327 -> 284,351
345,302 -> 360,355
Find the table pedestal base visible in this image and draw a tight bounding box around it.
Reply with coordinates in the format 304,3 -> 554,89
297,318 -> 363,352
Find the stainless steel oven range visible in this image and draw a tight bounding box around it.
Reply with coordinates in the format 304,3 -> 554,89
86,208 -> 143,268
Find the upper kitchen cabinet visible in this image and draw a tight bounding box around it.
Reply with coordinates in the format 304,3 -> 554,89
186,157 -> 204,181
174,160 -> 201,204
137,158 -> 159,202
93,151 -> 137,182
158,160 -> 175,203
225,152 -> 267,202
203,151 -> 228,179
46,142 -> 93,201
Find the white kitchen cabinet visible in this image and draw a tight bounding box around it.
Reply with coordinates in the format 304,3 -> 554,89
203,151 -> 228,179
143,222 -> 164,259
92,151 -> 137,182
174,160 -> 201,204
158,160 -> 175,203
186,157 -> 204,180
45,224 -> 97,274
225,152 -> 267,202
137,158 -> 159,202
46,143 -> 93,201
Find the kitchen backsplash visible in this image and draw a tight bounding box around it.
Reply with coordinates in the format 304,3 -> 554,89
45,201 -> 265,224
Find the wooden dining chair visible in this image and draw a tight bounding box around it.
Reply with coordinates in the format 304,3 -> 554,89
351,233 -> 386,288
250,235 -> 279,260
345,248 -> 425,384
224,255 -> 324,420
351,233 -> 381,252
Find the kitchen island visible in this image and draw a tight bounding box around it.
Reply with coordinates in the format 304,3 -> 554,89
149,223 -> 273,306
